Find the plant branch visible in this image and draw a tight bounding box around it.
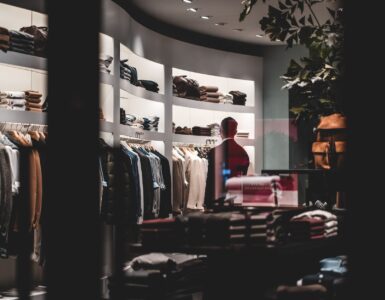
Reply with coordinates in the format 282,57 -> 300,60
304,0 -> 321,26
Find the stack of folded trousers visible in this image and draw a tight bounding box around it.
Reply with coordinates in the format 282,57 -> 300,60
99,54 -> 113,74
0,27 -> 10,52
1,91 -> 26,110
289,210 -> 338,241
120,59 -> 138,84
192,126 -> 211,136
9,30 -> 34,55
229,90 -> 247,105
207,123 -> 220,136
24,90 -> 43,112
199,86 -> 222,103
0,91 -> 11,109
173,75 -> 200,100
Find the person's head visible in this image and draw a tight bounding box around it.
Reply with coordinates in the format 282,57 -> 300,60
220,117 -> 238,139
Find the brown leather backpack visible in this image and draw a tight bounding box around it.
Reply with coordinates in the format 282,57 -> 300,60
312,113 -> 347,170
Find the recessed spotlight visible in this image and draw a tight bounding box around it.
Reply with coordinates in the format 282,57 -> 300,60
187,8 -> 198,12
182,0 -> 193,3
200,15 -> 212,20
215,22 -> 227,26
232,28 -> 243,32
255,34 -> 264,38
275,39 -> 282,42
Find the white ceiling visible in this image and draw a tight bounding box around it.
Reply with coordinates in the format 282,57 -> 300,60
130,0 -> 338,46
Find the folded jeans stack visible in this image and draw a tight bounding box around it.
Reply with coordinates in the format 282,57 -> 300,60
0,27 -> 10,52
289,210 -> 338,241
99,54 -> 113,74
9,30 -> 34,55
25,90 -> 43,112
229,90 -> 247,106
192,126 -> 211,136
199,86 -> 222,103
207,123 -> 220,136
19,25 -> 48,56
1,91 -> 26,110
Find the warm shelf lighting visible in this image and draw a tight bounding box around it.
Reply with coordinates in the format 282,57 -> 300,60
215,22 -> 227,26
255,34 -> 263,38
182,0 -> 193,3
201,15 -> 212,20
187,8 -> 198,12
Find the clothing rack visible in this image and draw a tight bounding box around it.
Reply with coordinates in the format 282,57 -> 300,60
0,121 -> 48,133
120,134 -> 151,144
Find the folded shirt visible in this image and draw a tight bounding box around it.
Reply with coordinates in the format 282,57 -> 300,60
26,102 -> 43,109
2,91 -> 25,99
9,29 -> 34,41
199,86 -> 218,93
27,107 -> 43,112
11,99 -> 26,106
25,97 -> 42,104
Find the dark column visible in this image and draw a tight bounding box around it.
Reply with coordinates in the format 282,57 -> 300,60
46,1 -> 101,299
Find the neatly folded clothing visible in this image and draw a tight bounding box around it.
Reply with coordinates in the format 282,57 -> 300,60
3,91 -> 25,99
26,102 -> 43,109
25,97 -> 41,104
12,106 -> 25,111
199,86 -> 218,93
206,92 -> 222,98
27,107 -> 42,112
276,284 -> 327,300
24,90 -> 42,98
11,99 -> 26,106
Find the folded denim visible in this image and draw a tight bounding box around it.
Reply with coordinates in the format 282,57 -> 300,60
9,46 -> 34,55
9,30 -> 34,41
10,40 -> 34,49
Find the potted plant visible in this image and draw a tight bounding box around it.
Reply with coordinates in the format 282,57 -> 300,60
240,0 -> 343,124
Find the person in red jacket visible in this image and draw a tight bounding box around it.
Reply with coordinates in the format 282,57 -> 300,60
204,117 -> 250,208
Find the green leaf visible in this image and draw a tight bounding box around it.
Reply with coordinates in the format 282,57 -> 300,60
279,1 -> 287,10
299,16 -> 306,25
298,1 -> 304,13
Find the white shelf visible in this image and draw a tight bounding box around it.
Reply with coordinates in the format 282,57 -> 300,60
100,120 -> 114,133
173,96 -> 255,113
100,72 -> 115,85
120,79 -> 166,103
0,110 -> 46,124
173,134 -> 255,147
120,124 -> 165,141
0,51 -> 47,70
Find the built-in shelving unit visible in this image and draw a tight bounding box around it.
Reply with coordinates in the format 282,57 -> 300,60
0,110 -> 47,124
120,79 -> 166,103
0,51 -> 47,70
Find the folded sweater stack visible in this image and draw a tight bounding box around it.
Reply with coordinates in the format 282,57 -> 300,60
199,86 -> 222,103
289,210 -> 338,241
229,90 -> 247,106
25,90 -> 43,112
0,27 -> 10,52
0,91 -> 26,110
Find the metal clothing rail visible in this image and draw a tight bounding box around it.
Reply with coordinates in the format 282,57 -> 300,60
120,134 -> 151,144
0,121 -> 48,133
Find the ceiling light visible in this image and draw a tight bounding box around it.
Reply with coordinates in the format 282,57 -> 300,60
232,28 -> 243,32
182,0 -> 193,3
201,15 -> 212,20
187,8 -> 198,12
255,34 -> 263,38
215,22 -> 227,26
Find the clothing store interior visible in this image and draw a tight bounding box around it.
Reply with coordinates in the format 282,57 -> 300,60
0,0 -> 379,299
